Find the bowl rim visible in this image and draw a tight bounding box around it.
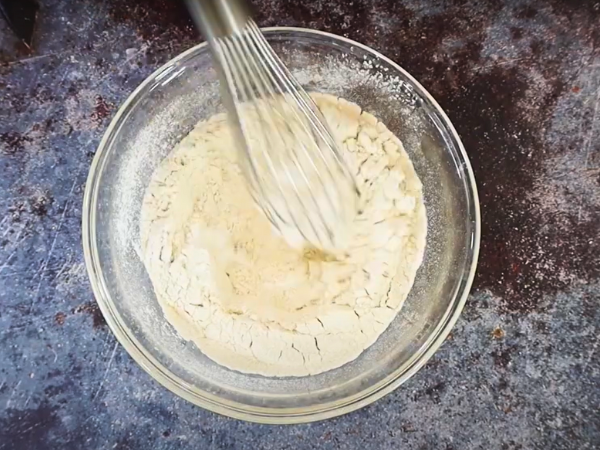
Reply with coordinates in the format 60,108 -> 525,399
82,26 -> 481,424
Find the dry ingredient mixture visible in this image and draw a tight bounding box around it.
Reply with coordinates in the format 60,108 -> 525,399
140,93 -> 426,377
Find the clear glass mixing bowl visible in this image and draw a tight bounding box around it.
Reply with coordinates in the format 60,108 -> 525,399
82,28 -> 480,423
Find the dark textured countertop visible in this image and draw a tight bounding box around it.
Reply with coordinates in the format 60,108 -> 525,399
1,0 -> 599,448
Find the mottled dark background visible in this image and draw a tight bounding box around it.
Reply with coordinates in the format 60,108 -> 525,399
1,0 -> 599,448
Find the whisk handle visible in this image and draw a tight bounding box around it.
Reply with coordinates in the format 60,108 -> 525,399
185,0 -> 250,40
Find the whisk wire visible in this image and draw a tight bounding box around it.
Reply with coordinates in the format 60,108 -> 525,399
219,32 -> 330,245
246,22 -> 358,191
199,11 -> 359,249
246,25 -> 340,182
230,29 -> 336,245
243,25 -> 350,228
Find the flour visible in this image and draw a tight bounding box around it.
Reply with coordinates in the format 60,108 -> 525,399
140,93 -> 426,377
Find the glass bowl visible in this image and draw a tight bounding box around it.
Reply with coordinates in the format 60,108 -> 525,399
82,28 -> 480,424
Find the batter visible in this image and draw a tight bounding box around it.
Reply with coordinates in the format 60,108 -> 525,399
140,93 -> 426,377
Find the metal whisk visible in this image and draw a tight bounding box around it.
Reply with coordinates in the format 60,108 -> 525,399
186,0 -> 359,251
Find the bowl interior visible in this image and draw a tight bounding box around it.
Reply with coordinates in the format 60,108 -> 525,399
86,28 -> 478,421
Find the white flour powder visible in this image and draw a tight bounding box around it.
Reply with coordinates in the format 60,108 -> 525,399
140,93 -> 426,376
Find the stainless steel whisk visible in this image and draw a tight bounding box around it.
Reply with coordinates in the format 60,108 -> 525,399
186,0 -> 359,251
